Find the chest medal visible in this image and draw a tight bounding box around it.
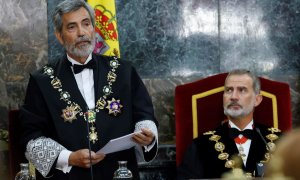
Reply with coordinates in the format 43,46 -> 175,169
44,57 -> 121,143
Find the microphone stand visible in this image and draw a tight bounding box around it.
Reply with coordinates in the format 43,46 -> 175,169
85,109 -> 94,180
255,127 -> 270,177
255,127 -> 271,151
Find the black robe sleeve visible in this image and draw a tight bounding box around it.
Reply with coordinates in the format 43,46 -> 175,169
130,66 -> 158,161
20,73 -> 55,150
131,67 -> 157,125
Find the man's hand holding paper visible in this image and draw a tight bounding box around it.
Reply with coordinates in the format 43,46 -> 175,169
96,128 -> 155,155
96,131 -> 139,155
132,128 -> 155,146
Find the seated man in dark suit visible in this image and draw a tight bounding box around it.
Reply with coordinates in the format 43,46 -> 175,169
177,69 -> 281,179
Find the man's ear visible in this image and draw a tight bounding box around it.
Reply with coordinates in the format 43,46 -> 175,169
254,93 -> 263,107
55,31 -> 64,45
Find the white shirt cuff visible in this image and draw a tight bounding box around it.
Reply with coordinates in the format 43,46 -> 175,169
56,149 -> 72,173
144,136 -> 157,152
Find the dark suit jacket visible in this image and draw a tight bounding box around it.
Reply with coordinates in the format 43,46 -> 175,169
20,54 -> 158,180
177,122 -> 280,179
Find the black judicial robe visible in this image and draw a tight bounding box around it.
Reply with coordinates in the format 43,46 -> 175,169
177,122 -> 280,179
20,54 -> 158,180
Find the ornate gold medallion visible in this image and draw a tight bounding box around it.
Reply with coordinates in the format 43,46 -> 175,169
51,78 -> 62,89
61,104 -> 80,123
268,127 -> 281,134
107,71 -> 117,82
218,153 -> 229,160
96,97 -> 107,110
209,134 -> 221,141
267,142 -> 276,152
215,142 -> 225,152
203,131 -> 216,135
87,110 -> 96,123
266,134 -> 279,141
89,126 -> 98,144
106,98 -> 123,116
225,160 -> 235,168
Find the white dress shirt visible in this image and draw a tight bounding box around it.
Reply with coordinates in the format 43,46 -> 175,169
56,54 -> 94,173
228,120 -> 253,166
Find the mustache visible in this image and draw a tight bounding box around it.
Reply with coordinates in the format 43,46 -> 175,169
75,36 -> 91,44
227,102 -> 242,108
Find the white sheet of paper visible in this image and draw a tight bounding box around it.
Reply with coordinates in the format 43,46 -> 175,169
97,131 -> 141,154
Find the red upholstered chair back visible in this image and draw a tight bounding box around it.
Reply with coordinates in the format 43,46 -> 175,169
175,73 -> 292,166
8,109 -> 27,180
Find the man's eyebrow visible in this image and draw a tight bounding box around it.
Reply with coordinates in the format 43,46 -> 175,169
66,22 -> 76,27
82,18 -> 91,22
224,86 -> 247,89
224,86 -> 233,90
66,18 -> 91,26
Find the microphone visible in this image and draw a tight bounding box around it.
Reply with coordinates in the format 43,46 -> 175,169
85,108 -> 94,180
255,127 -> 269,177
255,127 -> 270,151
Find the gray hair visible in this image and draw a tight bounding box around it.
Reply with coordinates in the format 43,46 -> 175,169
52,0 -> 95,33
225,69 -> 261,94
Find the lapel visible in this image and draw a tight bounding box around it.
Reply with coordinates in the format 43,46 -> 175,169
219,123 -> 249,169
220,123 -> 240,156
93,55 -> 100,102
93,54 -> 110,102
245,124 -> 266,171
57,57 -> 88,110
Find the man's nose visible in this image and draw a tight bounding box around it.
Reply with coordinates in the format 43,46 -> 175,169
230,90 -> 239,100
77,26 -> 86,37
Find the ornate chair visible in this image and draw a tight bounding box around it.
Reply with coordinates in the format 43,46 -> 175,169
175,73 -> 292,166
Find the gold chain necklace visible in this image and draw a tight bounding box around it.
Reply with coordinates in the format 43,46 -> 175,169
43,57 -> 121,143
203,127 -> 281,177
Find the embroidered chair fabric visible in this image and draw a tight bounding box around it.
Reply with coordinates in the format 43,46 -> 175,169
8,109 -> 27,180
175,73 -> 292,166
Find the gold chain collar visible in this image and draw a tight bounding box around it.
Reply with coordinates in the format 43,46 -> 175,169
43,56 -> 121,143
203,127 -> 281,177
